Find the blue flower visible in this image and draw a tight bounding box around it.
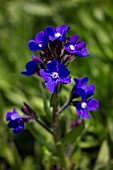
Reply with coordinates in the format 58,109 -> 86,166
46,25 -> 70,42
39,60 -> 71,93
28,30 -> 49,52
64,35 -> 90,57
74,77 -> 99,119
21,55 -> 41,76
6,108 -> 24,134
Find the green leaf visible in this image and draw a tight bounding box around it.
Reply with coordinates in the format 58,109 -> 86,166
62,120 -> 85,145
107,113 -> 113,142
93,140 -> 110,170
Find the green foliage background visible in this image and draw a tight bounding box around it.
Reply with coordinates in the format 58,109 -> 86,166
0,0 -> 113,169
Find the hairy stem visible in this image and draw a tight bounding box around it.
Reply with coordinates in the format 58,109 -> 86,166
52,87 -> 68,169
53,108 -> 59,141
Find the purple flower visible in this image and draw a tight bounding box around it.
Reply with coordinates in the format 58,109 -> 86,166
74,77 -> 95,99
6,108 -> 24,134
39,60 -> 71,93
21,55 -> 41,76
28,30 -> 48,52
74,77 -> 99,119
64,35 -> 90,57
46,25 -> 70,42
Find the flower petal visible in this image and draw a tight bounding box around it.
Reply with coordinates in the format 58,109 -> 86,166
58,76 -> 71,84
74,77 -> 88,88
58,64 -> 70,78
46,26 -> 54,37
45,79 -> 58,93
32,55 -> 42,63
76,105 -> 90,119
75,88 -> 86,100
75,47 -> 90,57
81,109 -> 90,119
87,98 -> 99,112
69,35 -> 79,43
6,112 -> 12,121
85,84 -> 95,98
35,31 -> 44,42
39,69 -> 51,81
28,40 -> 40,52
56,25 -> 70,34
46,60 -> 59,72
21,60 -> 38,76
75,41 -> 85,50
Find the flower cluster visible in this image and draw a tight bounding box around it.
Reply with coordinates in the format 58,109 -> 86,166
22,25 -> 90,93
6,25 -> 98,134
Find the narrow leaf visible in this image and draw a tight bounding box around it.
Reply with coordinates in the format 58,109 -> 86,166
62,120 -> 85,145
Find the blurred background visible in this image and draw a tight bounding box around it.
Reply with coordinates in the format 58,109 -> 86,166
0,0 -> 113,169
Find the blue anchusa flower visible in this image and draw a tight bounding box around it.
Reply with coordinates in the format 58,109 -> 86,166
74,77 -> 99,119
39,60 -> 71,93
21,55 -> 41,76
64,35 -> 90,57
28,30 -> 48,52
46,25 -> 70,42
6,108 -> 24,134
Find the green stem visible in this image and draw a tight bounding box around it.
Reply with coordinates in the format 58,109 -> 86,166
52,86 -> 68,169
56,141 -> 68,169
58,100 -> 70,115
53,109 -> 59,141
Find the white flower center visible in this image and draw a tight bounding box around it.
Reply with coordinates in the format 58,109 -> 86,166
39,43 -> 42,48
55,32 -> 61,38
51,72 -> 59,79
81,102 -> 87,109
69,45 -> 75,51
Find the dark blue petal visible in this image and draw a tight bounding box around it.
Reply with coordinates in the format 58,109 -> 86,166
69,35 -> 79,43
74,77 -> 88,89
76,103 -> 90,119
46,60 -> 59,72
75,41 -> 86,50
35,31 -> 44,42
76,102 -> 81,118
56,25 -> 70,34
8,119 -> 19,128
75,88 -> 86,100
74,78 -> 79,86
21,61 -> 37,76
85,84 -> 95,98
58,64 -> 70,78
46,26 -> 54,37
75,47 -> 90,57
6,112 -> 12,121
28,40 -> 40,52
49,25 -> 70,42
